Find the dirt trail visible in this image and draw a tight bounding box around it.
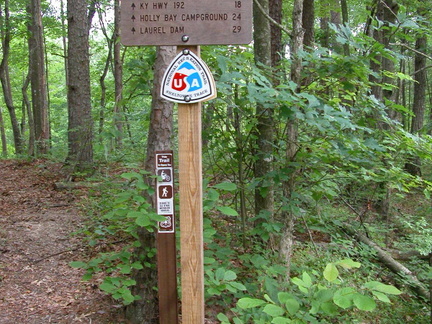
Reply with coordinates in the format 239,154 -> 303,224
0,159 -> 125,323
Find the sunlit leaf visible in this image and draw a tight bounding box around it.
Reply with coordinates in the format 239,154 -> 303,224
324,263 -> 339,282
213,182 -> 237,191
237,297 -> 266,309
217,206 -> 239,216
353,293 -> 376,311
263,304 -> 285,317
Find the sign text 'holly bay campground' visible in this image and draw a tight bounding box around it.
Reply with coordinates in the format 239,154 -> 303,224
120,0 -> 252,46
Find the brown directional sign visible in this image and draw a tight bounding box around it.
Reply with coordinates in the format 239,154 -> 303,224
120,0 -> 252,46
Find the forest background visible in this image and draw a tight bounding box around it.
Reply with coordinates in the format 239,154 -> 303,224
0,0 -> 431,323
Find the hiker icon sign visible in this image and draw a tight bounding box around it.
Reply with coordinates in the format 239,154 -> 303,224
161,50 -> 216,104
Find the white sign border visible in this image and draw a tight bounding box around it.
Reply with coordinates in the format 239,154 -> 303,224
161,49 -> 217,104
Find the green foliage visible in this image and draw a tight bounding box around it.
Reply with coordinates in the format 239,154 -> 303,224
219,259 -> 401,323
89,171 -> 165,238
70,170 -> 164,305
204,181 -> 239,217
70,249 -> 143,305
400,215 -> 432,256
9,2 -> 428,322
206,267 -> 247,297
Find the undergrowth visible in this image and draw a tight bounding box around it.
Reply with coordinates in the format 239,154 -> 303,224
70,167 -> 431,323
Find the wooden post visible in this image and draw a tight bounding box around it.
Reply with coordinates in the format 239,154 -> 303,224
156,150 -> 179,324
178,45 -> 205,323
157,233 -> 179,323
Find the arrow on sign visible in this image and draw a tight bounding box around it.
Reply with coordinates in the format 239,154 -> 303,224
131,27 -> 136,34
131,3 -> 136,10
131,15 -> 136,22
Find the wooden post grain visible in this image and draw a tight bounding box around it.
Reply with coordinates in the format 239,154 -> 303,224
157,232 -> 179,323
178,45 -> 205,322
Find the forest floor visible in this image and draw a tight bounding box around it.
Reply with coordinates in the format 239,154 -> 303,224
0,159 -> 126,323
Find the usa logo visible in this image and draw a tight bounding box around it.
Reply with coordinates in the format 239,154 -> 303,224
161,49 -> 216,104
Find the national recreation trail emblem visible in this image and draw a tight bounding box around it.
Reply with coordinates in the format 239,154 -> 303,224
161,49 -> 217,104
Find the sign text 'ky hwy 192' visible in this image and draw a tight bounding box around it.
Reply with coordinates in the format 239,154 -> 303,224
120,0 -> 252,46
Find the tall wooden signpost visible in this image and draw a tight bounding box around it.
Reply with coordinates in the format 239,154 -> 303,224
120,1 -> 252,322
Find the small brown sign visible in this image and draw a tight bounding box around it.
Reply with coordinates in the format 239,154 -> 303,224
158,185 -> 173,199
155,151 -> 175,234
156,153 -> 173,168
157,169 -> 172,182
159,215 -> 174,232
120,0 -> 252,46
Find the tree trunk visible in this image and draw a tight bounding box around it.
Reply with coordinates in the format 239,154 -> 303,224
369,0 -> 399,114
125,46 -> 176,324
22,73 -> 35,156
253,0 -> 274,220
0,106 -> 7,157
96,8 -> 114,146
367,0 -> 400,230
28,0 -> 50,155
0,0 -> 23,154
380,1 -> 399,113
405,34 -> 427,176
60,0 -> 68,85
114,0 -> 124,148
302,0 -> 314,48
340,0 -> 350,56
66,0 -> 93,170
290,0 -> 304,88
280,0 -> 304,279
270,0 -> 283,69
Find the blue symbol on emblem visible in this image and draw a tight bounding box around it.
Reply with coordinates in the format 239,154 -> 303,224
171,62 -> 203,93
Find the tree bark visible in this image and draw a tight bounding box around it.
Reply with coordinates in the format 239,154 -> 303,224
0,106 -> 7,156
369,0 -> 400,111
28,0 -> 50,155
405,32 -> 427,176
22,73 -> 35,156
253,0 -> 274,220
302,0 -> 314,48
367,0 -> 400,229
340,0 -> 350,56
96,7 -> 114,145
280,0 -> 304,279
0,0 -> 23,154
270,0 -> 283,68
113,0 -> 124,148
66,0 -> 94,170
125,46 -> 176,324
60,0 -> 68,85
